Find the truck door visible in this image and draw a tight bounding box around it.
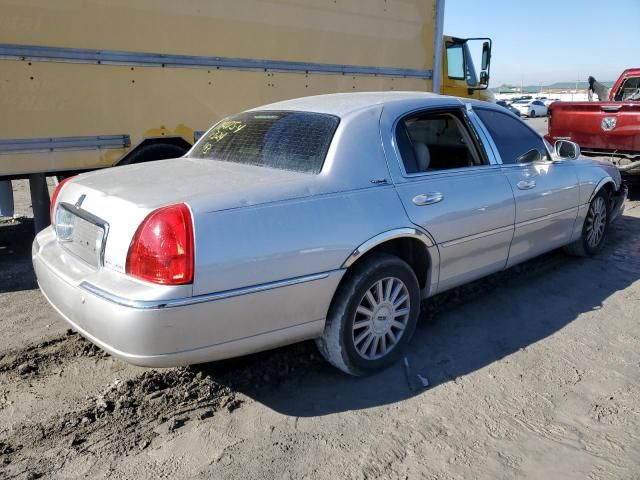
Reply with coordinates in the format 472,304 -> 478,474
382,105 -> 515,293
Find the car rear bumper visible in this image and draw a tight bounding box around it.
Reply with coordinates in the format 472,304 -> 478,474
33,229 -> 342,367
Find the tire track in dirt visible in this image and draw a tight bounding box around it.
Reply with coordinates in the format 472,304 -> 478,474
0,342 -> 324,479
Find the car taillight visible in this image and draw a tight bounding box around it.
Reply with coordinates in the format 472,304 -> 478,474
50,176 -> 75,222
126,203 -> 194,285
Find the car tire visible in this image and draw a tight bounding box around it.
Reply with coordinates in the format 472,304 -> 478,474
564,189 -> 610,257
530,109 -> 536,118
316,253 -> 420,376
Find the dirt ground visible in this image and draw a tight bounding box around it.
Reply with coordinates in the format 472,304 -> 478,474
1,173 -> 639,479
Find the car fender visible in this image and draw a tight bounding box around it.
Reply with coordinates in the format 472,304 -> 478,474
341,226 -> 441,298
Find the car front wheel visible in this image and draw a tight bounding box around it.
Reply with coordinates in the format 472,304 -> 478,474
316,253 -> 420,376
564,189 -> 610,257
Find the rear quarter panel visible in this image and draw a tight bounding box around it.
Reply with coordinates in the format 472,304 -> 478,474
192,186 -> 411,296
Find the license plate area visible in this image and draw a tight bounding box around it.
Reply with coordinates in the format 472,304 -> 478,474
55,203 -> 109,269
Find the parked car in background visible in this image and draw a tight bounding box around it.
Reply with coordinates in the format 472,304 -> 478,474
496,100 -> 521,116
546,68 -> 640,179
512,99 -> 548,117
33,92 -> 627,376
543,98 -> 560,108
509,95 -> 533,103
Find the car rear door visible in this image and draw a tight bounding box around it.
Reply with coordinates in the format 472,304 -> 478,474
473,107 -> 580,266
380,102 -> 515,294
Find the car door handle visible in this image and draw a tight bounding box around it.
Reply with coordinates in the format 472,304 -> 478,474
517,180 -> 536,190
412,192 -> 444,206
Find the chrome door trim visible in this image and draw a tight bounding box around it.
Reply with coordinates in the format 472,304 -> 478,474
464,107 -> 504,165
0,43 -> 433,79
514,206 -> 579,228
440,224 -> 514,248
80,270 -> 343,310
387,103 -> 501,179
342,228 -> 435,268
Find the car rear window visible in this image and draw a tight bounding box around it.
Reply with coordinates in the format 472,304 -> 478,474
191,111 -> 339,174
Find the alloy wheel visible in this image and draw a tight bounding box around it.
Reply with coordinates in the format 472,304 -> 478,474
586,196 -> 607,249
352,277 -> 410,360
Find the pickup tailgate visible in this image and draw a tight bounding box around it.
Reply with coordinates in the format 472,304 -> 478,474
547,102 -> 640,152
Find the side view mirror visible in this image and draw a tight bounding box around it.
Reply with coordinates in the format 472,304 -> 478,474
554,140 -> 581,160
464,38 -> 492,91
481,41 -> 491,71
516,148 -> 542,164
479,71 -> 489,87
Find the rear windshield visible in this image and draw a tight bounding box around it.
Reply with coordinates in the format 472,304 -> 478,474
190,111 -> 339,174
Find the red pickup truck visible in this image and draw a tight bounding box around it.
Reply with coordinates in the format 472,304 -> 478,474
545,68 -> 640,179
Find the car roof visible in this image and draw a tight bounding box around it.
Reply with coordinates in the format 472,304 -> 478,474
251,91 -> 468,117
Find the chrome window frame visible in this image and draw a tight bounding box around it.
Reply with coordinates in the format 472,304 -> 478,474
470,105 -> 556,169
389,104 -> 501,180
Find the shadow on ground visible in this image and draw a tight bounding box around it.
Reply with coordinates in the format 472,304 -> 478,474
2,196 -> 639,417
0,218 -> 36,293
196,206 -> 640,417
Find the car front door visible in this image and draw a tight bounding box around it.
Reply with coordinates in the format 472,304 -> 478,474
381,103 -> 515,294
473,107 -> 580,266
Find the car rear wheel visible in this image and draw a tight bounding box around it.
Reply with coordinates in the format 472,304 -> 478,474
564,189 -> 610,257
316,253 -> 420,376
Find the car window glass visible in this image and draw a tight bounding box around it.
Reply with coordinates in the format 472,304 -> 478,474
615,76 -> 640,101
446,43 -> 465,79
475,108 -> 549,164
191,111 -> 339,174
396,110 -> 485,173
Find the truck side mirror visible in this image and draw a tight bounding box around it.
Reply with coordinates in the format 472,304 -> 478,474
554,140 -> 581,160
479,71 -> 489,87
481,41 -> 491,71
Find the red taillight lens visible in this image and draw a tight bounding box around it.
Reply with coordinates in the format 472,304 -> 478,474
50,176 -> 75,222
126,204 -> 194,285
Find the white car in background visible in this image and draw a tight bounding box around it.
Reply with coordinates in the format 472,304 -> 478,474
511,99 -> 548,117
543,98 -> 560,108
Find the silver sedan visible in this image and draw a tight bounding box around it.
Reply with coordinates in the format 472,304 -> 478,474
33,92 -> 627,375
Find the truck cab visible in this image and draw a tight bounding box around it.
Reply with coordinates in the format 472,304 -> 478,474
441,36 -> 495,103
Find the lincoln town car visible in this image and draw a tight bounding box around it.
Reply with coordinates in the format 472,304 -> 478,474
32,92 -> 627,375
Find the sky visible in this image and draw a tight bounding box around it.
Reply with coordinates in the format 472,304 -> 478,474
443,0 -> 639,86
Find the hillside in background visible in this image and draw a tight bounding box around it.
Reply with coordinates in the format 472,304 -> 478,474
493,80 -> 615,94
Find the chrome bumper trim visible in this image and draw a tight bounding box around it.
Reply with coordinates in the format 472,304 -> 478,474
80,270 -> 343,310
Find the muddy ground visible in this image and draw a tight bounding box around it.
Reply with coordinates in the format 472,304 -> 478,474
1,176 -> 639,480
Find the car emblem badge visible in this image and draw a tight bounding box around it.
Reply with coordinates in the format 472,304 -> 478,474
75,194 -> 86,209
601,117 -> 617,131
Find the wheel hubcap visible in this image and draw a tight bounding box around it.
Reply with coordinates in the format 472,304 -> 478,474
586,196 -> 607,249
352,277 -> 410,360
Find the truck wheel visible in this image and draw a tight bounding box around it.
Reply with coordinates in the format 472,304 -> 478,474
316,253 -> 420,376
119,143 -> 188,166
564,189 -> 610,257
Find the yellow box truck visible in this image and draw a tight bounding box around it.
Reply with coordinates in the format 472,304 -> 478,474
0,0 -> 493,230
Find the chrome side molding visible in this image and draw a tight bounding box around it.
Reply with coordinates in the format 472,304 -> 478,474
80,270 -> 342,310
